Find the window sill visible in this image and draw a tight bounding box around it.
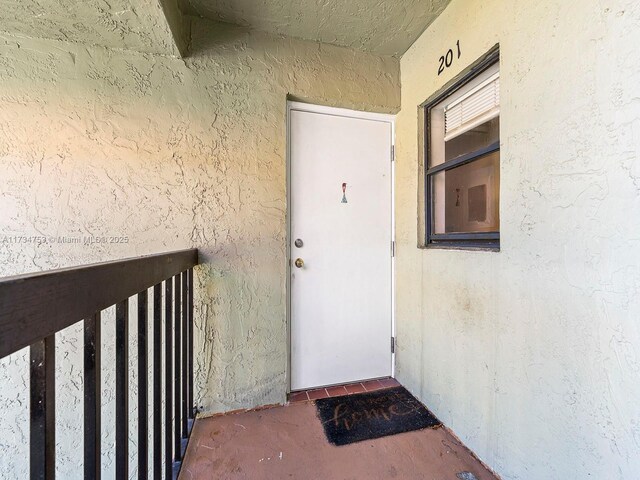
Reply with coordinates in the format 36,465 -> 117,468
421,243 -> 500,252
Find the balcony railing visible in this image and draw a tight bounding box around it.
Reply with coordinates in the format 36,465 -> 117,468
0,248 -> 199,479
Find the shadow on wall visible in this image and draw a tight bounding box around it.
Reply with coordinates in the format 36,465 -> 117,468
186,18 -> 255,56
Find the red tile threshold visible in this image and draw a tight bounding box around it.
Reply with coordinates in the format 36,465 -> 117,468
289,391 -> 309,403
289,377 -> 401,403
307,388 -> 329,400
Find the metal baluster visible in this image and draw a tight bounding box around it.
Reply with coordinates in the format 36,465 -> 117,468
115,300 -> 129,479
138,290 -> 148,479
153,284 -> 162,480
181,272 -> 188,439
173,275 -> 181,463
188,268 -> 194,420
30,335 -> 55,480
164,279 -> 173,479
84,313 -> 101,480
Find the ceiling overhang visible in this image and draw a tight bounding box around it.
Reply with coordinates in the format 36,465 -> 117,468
0,0 -> 189,56
183,0 -> 452,57
0,0 -> 450,57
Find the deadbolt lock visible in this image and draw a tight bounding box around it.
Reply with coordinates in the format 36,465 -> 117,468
294,238 -> 303,248
294,258 -> 304,268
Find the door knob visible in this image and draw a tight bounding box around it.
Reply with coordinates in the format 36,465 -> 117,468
294,258 -> 304,268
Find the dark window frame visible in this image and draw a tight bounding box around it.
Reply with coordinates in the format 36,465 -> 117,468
423,47 -> 501,251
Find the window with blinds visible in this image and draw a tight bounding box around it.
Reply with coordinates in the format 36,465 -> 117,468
424,51 -> 500,249
444,73 -> 500,141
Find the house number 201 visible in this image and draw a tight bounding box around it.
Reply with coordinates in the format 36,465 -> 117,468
438,40 -> 461,75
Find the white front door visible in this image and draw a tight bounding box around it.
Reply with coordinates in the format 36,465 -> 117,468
289,102 -> 394,391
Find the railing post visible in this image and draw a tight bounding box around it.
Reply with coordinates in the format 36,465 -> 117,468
115,299 -> 129,479
153,284 -> 162,480
30,335 -> 55,480
84,313 -> 101,480
137,290 -> 148,479
164,278 -> 173,480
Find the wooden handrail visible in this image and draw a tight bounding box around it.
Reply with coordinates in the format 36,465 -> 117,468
1,248 -> 199,479
0,248 -> 198,359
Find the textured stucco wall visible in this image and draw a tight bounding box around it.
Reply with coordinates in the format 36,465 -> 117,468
396,0 -> 640,478
0,20 -> 399,478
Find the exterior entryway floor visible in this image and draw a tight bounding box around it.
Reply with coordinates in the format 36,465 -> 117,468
180,381 -> 498,480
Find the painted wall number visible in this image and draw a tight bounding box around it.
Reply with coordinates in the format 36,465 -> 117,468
438,40 -> 461,75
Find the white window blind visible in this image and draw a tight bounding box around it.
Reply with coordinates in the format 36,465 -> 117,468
444,73 -> 500,141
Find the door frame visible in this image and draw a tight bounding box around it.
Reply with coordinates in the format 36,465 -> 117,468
285,100 -> 396,394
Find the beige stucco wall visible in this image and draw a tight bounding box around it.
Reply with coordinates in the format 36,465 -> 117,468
396,0 -> 640,478
0,19 -> 399,477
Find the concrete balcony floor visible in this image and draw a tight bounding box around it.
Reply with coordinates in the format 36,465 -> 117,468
180,384 -> 498,480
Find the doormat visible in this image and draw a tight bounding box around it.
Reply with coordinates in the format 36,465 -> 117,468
315,386 -> 441,446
